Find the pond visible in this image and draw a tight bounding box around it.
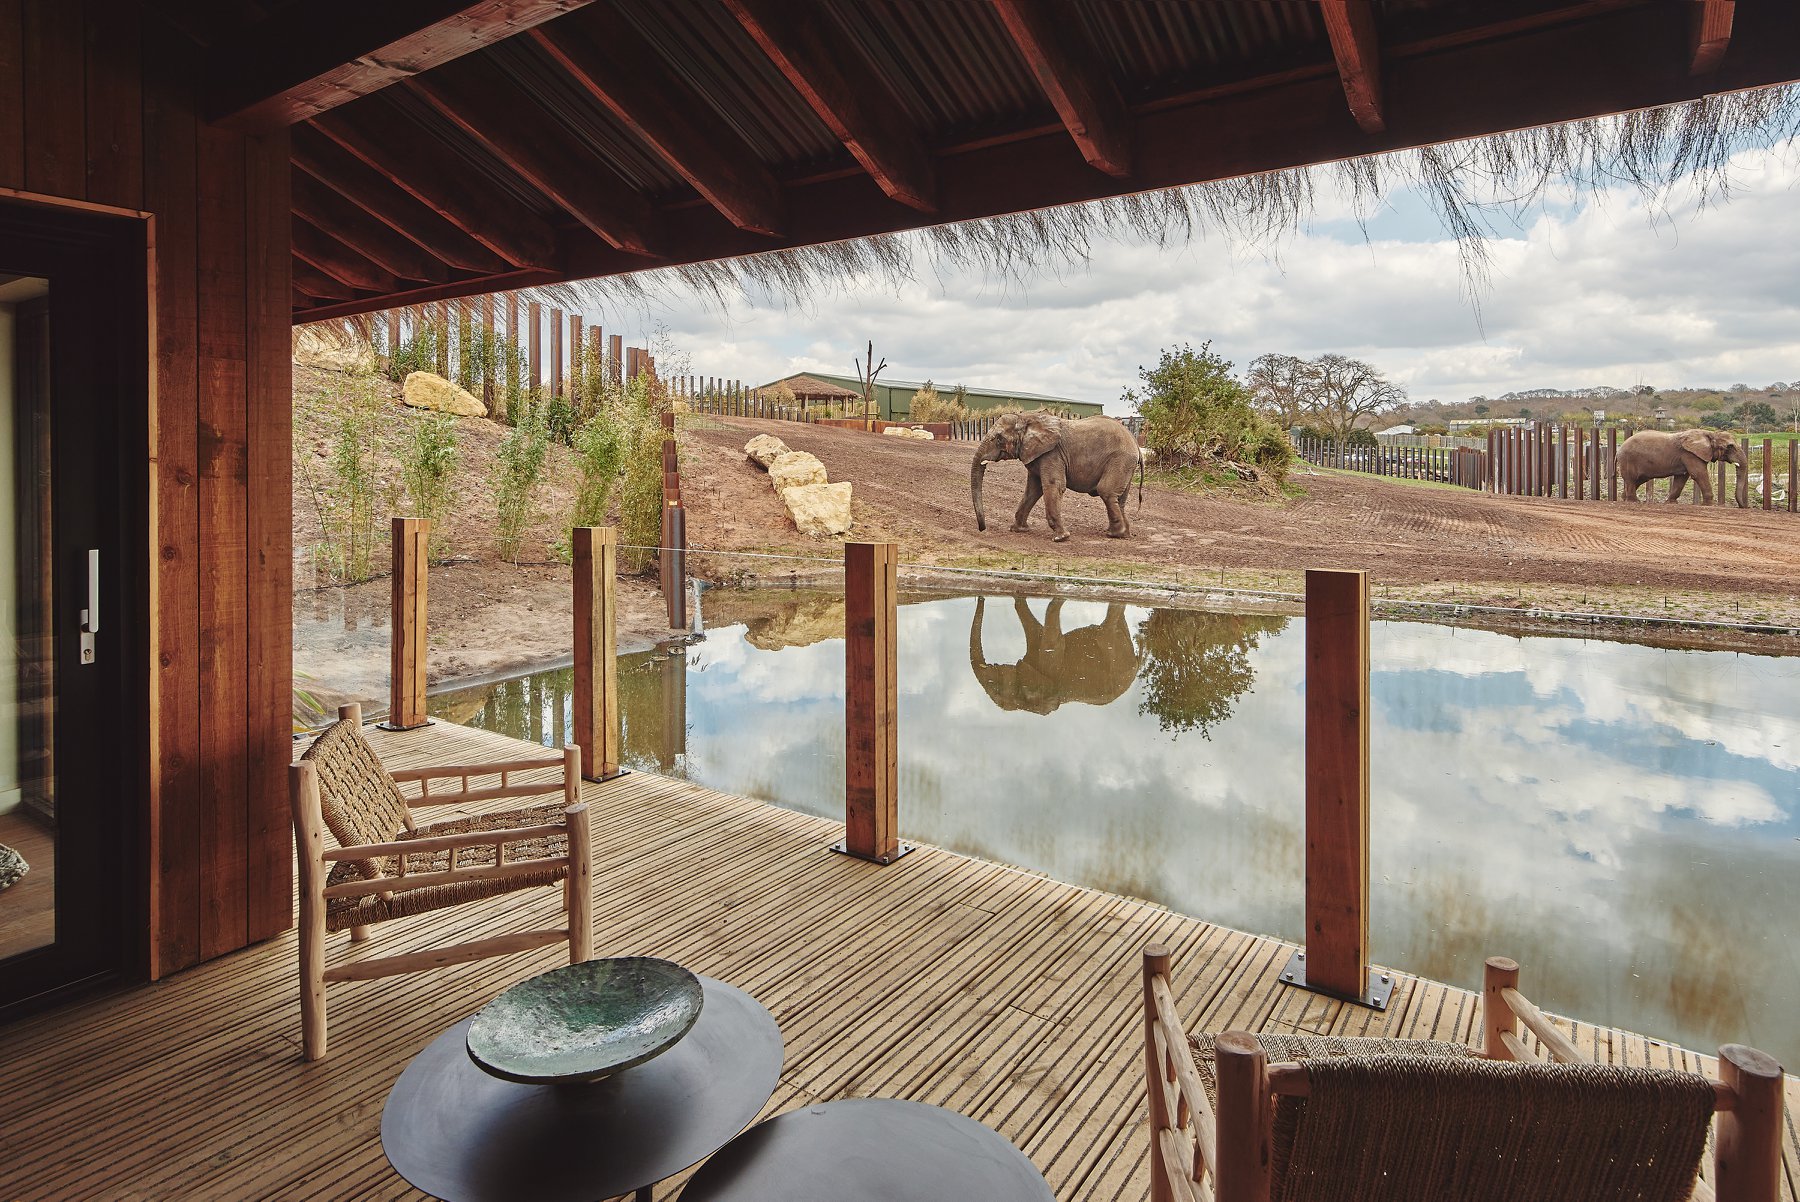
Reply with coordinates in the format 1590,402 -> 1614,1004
431,588 -> 1800,1067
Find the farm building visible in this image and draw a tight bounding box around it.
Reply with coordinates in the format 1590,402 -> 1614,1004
759,371 -> 1104,421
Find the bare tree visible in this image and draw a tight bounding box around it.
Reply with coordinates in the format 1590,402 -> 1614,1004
1306,353 -> 1406,444
1246,353 -> 1314,430
854,340 -> 888,426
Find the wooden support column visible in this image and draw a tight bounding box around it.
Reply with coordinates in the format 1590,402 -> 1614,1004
385,517 -> 429,730
1287,568 -> 1381,1006
839,542 -> 904,864
571,526 -> 624,782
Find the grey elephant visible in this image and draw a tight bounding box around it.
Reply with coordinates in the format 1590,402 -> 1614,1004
971,411 -> 1143,541
968,596 -> 1142,715
1615,429 -> 1746,504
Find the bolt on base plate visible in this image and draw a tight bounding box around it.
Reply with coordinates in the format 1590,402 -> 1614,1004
1275,949 -> 1396,1011
828,840 -> 915,866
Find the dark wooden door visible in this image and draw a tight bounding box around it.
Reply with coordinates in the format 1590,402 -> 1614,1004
0,200 -> 149,1017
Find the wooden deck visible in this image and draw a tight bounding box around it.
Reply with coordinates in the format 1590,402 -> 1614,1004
2,719 -> 1796,1201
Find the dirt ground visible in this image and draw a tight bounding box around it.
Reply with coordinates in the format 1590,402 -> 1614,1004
292,365 -> 1800,709
681,417 -> 1800,630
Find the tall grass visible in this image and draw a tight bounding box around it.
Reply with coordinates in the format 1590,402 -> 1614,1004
493,405 -> 551,562
401,415 -> 459,561
307,371 -> 391,583
616,372 -> 669,574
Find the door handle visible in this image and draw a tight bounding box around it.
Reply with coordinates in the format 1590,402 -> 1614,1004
80,548 -> 98,664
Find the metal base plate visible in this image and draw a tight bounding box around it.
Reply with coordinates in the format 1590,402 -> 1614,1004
1274,950 -> 1395,1011
584,767 -> 632,783
377,718 -> 437,732
828,840 -> 915,866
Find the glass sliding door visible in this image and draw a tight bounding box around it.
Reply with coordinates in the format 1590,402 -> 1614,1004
0,202 -> 145,1015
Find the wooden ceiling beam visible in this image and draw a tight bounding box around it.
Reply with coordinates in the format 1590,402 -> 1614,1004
990,0 -> 1131,177
208,0 -> 603,132
292,169 -> 450,284
293,262 -> 357,302
1321,0 -> 1386,134
529,11 -> 785,237
312,104 -> 561,269
723,0 -> 936,213
1690,0 -> 1735,74
405,56 -> 662,256
293,217 -> 400,293
290,129 -> 509,275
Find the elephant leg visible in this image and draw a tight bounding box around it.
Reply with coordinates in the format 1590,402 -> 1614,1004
1684,453 -> 1715,504
1101,491 -> 1129,537
1011,472 -> 1043,532
1043,481 -> 1069,541
1667,472 -> 1687,503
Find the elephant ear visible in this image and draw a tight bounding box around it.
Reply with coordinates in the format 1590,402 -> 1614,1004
1017,412 -> 1062,464
1676,430 -> 1714,461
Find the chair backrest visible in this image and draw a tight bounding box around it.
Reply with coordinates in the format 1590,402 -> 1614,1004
297,718 -> 411,879
1269,1053 -> 1718,1202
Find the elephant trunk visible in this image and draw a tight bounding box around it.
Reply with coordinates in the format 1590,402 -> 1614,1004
971,449 -> 992,532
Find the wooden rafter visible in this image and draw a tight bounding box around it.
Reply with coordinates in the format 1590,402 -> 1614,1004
1691,0 -> 1735,74
405,56 -> 661,256
723,0 -> 936,212
1321,0 -> 1386,134
530,11 -> 785,237
990,0 -> 1131,177
312,105 -> 561,269
290,130 -> 509,275
207,0 -> 604,132
293,217 -> 400,294
293,262 -> 356,302
291,170 -> 450,284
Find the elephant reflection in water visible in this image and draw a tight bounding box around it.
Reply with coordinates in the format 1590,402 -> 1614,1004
968,596 -> 1143,715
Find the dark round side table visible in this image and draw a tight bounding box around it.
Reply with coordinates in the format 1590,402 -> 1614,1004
381,975 -> 782,1202
677,1097 -> 1054,1201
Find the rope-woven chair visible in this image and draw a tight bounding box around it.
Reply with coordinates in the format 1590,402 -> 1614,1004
290,704 -> 593,1061
1143,945 -> 1786,1202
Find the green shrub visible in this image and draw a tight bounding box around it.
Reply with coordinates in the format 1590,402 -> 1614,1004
1123,342 -> 1294,484
493,406 -> 551,562
570,410 -> 627,530
401,414 -> 459,560
308,371 -> 389,583
908,381 -> 974,423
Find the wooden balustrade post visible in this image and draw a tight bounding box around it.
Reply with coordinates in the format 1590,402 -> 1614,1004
1714,1044 -> 1784,1202
1284,568 -> 1383,1007
1142,945 -> 1176,1202
838,542 -> 905,864
571,526 -> 624,782
1483,956 -> 1520,1059
662,503 -> 687,631
385,517 -> 430,731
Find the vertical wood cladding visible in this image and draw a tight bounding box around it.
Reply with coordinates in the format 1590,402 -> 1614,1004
2,0 -> 294,976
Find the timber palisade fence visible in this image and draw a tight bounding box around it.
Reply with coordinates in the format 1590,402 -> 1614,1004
1301,425 -> 1800,511
672,375 -> 1002,442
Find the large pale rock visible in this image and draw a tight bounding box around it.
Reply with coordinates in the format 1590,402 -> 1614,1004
781,482 -> 853,538
402,371 -> 487,418
769,450 -> 828,491
882,426 -> 934,440
744,434 -> 789,469
294,328 -> 377,374
742,596 -> 845,652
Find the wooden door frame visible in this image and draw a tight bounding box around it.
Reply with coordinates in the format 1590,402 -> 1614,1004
0,188 -> 157,1016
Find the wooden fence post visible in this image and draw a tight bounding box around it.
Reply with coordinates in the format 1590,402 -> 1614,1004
1716,456 -> 1728,506
385,517 -> 429,731
1738,437 -> 1751,508
527,301 -> 542,394
1761,439 -> 1773,510
1607,428 -> 1618,500
550,308 -> 564,401
386,310 -> 401,360
568,315 -> 583,409
839,542 -> 904,864
1790,441 -> 1798,513
571,526 -> 624,781
1283,568 -> 1383,1007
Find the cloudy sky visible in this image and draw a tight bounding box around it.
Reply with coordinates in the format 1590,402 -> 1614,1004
591,138 -> 1800,415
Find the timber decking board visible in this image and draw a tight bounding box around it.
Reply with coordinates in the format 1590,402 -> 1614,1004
1,719 -> 1796,1201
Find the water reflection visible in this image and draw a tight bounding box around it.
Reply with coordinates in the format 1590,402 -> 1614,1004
431,590 -> 1800,1067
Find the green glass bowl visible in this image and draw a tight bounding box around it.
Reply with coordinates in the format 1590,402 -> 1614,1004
466,958 -> 704,1085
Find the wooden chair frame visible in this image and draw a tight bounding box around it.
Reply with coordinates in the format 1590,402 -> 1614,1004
1143,945 -> 1786,1202
292,704 -> 594,1061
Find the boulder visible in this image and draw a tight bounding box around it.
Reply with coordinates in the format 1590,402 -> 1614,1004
744,434 -> 789,470
402,371 -> 487,418
882,426 -> 934,440
781,482 -> 853,538
293,327 -> 377,374
769,450 -> 828,491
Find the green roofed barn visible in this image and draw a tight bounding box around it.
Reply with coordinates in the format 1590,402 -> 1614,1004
759,372 -> 1104,422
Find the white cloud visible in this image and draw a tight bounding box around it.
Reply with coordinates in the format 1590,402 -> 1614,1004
596,141 -> 1800,412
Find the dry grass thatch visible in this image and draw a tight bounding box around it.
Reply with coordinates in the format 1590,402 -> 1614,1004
303,83 -> 1800,334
